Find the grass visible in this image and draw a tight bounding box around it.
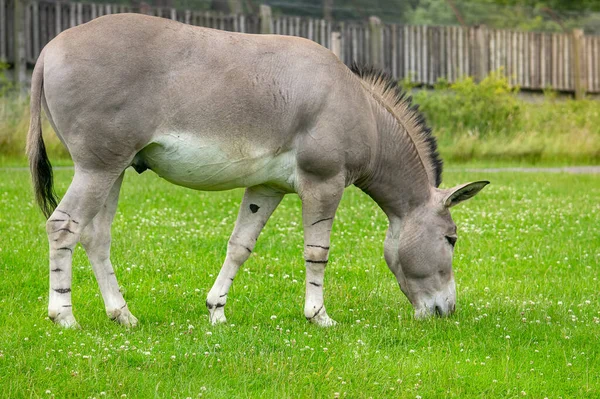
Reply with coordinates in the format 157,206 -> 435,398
0,165 -> 598,398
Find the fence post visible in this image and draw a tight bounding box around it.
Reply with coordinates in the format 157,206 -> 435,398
0,0 -> 6,62
475,25 -> 488,81
55,2 -> 61,36
369,16 -> 383,69
33,1 -> 39,57
330,31 -> 341,59
14,0 -> 27,93
572,29 -> 586,100
259,4 -> 271,34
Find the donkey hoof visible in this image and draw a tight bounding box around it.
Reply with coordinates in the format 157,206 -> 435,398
50,312 -> 80,329
116,312 -> 138,328
209,310 -> 227,325
58,318 -> 81,329
108,307 -> 138,328
308,312 -> 338,327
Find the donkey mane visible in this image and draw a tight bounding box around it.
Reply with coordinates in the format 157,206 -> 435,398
350,63 -> 443,188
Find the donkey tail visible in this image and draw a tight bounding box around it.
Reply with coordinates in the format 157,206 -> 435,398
26,50 -> 57,219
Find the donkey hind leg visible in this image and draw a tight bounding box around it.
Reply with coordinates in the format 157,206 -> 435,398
206,186 -> 284,324
47,169 -> 123,328
80,173 -> 137,327
300,175 -> 344,327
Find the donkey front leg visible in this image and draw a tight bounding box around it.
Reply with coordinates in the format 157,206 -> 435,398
300,175 -> 344,327
207,186 -> 284,324
47,169 -> 122,328
80,173 -> 137,327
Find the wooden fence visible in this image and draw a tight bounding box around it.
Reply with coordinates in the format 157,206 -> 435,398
2,0 -> 600,94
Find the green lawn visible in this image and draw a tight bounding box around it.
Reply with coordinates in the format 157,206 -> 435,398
0,166 -> 598,398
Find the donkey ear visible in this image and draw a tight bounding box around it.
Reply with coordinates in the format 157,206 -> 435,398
442,181 -> 489,208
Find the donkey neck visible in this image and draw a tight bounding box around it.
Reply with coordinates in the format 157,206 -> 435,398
356,102 -> 432,219
348,65 -> 442,220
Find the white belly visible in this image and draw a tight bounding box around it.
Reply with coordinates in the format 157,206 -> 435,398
137,132 -> 297,192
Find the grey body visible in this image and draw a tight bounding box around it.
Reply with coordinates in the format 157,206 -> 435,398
43,14 -> 368,189
28,14 -> 487,328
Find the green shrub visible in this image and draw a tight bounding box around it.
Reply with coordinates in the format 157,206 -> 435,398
0,95 -> 68,161
0,95 -> 29,158
0,63 -> 15,97
414,69 -> 522,137
405,70 -> 600,164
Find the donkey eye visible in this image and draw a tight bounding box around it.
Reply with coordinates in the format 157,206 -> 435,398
445,236 -> 457,247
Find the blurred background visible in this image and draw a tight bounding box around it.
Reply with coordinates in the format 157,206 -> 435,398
185,0 -> 600,34
52,0 -> 600,34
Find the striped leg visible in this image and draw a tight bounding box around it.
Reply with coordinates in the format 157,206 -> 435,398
206,186 -> 284,324
80,173 -> 137,327
300,176 -> 344,327
47,169 -> 122,328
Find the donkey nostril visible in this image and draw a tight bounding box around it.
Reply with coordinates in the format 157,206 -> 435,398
434,304 -> 443,316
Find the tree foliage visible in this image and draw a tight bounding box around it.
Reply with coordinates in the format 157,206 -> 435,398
255,0 -> 600,33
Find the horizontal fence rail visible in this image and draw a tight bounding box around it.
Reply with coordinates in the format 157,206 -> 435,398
2,0 -> 600,94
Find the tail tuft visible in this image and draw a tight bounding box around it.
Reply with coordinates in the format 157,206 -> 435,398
27,50 -> 58,219
28,133 -> 58,218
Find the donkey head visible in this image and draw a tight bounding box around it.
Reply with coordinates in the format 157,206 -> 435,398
384,181 -> 489,319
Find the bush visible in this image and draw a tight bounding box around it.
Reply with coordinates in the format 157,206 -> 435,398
0,95 -> 68,161
0,62 -> 15,97
406,70 -> 600,163
413,69 -> 522,137
0,64 -> 69,162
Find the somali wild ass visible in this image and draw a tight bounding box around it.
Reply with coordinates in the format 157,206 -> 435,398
28,14 -> 488,328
